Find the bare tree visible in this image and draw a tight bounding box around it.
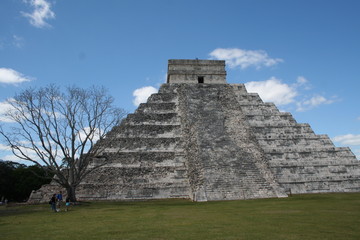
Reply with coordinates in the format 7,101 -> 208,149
0,85 -> 126,201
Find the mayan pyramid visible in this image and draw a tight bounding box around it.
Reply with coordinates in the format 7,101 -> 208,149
30,59 -> 360,202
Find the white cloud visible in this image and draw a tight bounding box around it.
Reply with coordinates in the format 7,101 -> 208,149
328,135 -> 360,160
296,76 -> 308,85
0,100 -> 17,123
132,86 -> 158,106
296,95 -> 335,112
244,76 -> 336,111
0,68 -> 32,84
209,48 -> 283,69
0,140 -> 56,164
354,149 -> 360,160
0,36 -> 24,50
245,77 -> 297,105
332,134 -> 360,146
1,154 -> 20,162
77,127 -> 101,142
13,35 -> 25,48
0,143 -> 11,151
303,95 -> 333,106
22,0 -> 55,28
294,76 -> 311,90
0,153 -> 36,165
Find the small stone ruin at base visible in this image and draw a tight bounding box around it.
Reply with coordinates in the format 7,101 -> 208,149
29,59 -> 360,203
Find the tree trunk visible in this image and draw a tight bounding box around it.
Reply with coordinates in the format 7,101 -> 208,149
66,185 -> 77,202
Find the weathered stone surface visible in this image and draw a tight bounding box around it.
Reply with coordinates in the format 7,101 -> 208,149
175,84 -> 286,201
167,59 -> 226,84
230,84 -> 360,193
30,59 -> 360,203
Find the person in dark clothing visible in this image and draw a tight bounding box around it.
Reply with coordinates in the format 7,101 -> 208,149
50,194 -> 57,212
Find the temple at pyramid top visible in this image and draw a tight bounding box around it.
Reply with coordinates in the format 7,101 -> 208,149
167,59 -> 227,84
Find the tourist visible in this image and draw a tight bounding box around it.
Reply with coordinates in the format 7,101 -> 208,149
65,196 -> 71,211
50,194 -> 57,212
56,191 -> 63,211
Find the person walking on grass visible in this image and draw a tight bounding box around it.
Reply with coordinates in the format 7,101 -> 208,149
56,191 -> 63,211
50,194 -> 57,212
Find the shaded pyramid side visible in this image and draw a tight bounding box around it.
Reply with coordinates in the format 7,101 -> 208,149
231,84 -> 360,194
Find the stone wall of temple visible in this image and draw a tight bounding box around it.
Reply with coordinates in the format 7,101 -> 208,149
167,59 -> 226,84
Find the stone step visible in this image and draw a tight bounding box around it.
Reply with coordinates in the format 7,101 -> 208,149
114,150 -> 185,153
257,138 -> 335,147
277,175 -> 360,183
230,84 -> 248,94
115,124 -> 181,137
124,122 -> 181,126
81,166 -> 190,186
279,181 -> 360,194
125,113 -> 180,124
246,119 -> 297,125
256,133 -> 328,140
204,185 -> 277,199
251,124 -> 315,135
249,122 -> 313,128
92,151 -> 185,164
110,137 -> 181,150
245,112 -> 293,117
263,146 -> 355,154
272,164 -> 360,175
135,102 -> 177,114
114,136 -> 182,140
237,102 -> 278,109
235,93 -> 263,103
271,162 -> 360,171
239,105 -> 281,115
147,93 -> 177,103
269,154 -> 357,163
102,162 -> 187,169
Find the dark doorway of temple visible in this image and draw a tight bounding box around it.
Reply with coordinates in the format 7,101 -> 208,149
198,76 -> 204,83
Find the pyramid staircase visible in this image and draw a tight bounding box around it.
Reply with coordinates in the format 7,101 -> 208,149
176,84 -> 286,201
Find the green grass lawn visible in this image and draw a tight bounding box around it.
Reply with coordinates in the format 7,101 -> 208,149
1,193 -> 360,240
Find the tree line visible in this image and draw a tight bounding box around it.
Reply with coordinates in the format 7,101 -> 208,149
0,160 -> 53,202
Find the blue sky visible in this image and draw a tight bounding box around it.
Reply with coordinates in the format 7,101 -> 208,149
0,0 -> 360,161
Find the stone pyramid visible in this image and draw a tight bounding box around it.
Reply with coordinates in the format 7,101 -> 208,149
31,59 -> 360,202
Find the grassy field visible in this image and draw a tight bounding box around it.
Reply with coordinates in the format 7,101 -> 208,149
1,193 -> 360,240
